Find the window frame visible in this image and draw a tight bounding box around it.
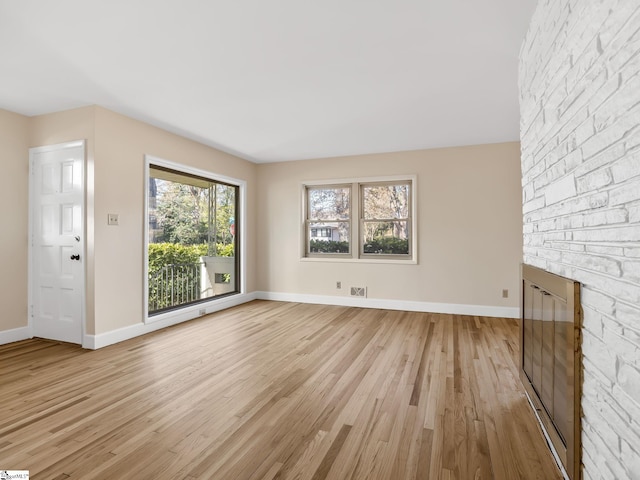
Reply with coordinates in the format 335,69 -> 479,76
302,175 -> 417,264
359,180 -> 413,260
304,183 -> 353,258
144,155 -> 247,324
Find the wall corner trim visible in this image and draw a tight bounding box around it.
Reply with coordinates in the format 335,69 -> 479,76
255,291 -> 519,319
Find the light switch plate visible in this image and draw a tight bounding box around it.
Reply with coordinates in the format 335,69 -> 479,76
107,213 -> 119,226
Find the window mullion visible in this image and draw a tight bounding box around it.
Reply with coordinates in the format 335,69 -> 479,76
353,182 -> 360,258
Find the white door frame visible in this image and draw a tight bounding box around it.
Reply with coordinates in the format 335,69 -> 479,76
28,140 -> 86,346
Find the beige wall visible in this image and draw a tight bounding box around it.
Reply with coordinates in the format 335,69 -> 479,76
0,108 -> 29,332
91,107 -> 257,334
1,104 -> 521,344
26,106 -> 257,337
257,143 -> 523,309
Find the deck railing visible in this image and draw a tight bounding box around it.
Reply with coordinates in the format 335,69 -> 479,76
148,262 -> 203,312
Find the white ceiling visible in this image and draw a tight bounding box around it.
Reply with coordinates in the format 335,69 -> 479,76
0,0 -> 537,163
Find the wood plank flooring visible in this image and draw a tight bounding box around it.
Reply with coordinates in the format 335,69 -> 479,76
0,301 -> 562,479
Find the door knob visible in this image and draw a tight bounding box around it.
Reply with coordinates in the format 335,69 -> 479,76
70,254 -> 80,261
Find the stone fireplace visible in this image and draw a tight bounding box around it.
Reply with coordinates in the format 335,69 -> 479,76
519,1 -> 640,478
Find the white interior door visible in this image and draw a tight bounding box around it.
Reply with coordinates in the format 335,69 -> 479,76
30,141 -> 85,344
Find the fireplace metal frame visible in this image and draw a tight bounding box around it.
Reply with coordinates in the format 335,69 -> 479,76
520,264 -> 582,480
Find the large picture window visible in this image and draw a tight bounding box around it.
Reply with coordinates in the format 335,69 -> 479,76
147,163 -> 239,315
304,177 -> 415,261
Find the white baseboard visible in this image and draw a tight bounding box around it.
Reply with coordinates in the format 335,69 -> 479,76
8,291 -> 516,351
81,290 -> 517,350
254,291 -> 519,319
0,326 -> 32,346
84,292 -> 257,350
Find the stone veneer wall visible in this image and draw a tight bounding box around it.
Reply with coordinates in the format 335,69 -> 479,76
519,1 -> 640,479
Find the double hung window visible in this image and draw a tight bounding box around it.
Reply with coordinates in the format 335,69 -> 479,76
305,185 -> 351,255
304,177 -> 415,261
360,182 -> 411,257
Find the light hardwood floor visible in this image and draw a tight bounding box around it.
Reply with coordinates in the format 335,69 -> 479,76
0,301 -> 562,479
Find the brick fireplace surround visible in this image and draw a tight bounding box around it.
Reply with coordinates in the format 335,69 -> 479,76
519,1 -> 640,478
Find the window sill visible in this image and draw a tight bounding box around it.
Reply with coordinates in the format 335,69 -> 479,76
145,292 -> 242,324
301,256 -> 417,265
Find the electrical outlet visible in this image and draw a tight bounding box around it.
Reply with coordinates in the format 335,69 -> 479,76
502,289 -> 509,298
107,213 -> 119,226
336,281 -> 342,289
